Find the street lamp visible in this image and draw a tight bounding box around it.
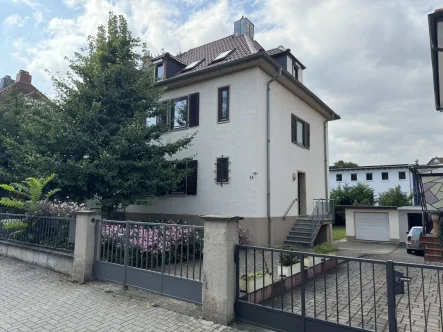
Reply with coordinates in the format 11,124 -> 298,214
429,9 -> 443,111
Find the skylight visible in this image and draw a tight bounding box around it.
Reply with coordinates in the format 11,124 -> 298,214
212,49 -> 234,63
183,59 -> 204,71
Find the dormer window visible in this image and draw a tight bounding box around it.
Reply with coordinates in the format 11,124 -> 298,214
155,63 -> 164,80
293,65 -> 299,80
183,59 -> 204,71
212,49 -> 235,63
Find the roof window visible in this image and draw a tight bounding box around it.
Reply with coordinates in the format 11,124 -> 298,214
212,49 -> 235,63
183,59 -> 204,71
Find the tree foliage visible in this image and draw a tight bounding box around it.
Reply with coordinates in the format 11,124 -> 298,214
333,160 -> 358,168
330,183 -> 375,206
377,185 -> 411,207
1,13 -> 193,209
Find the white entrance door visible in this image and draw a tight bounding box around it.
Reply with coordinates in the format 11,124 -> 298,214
355,212 -> 390,241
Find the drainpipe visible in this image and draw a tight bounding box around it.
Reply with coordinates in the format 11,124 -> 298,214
324,115 -> 334,200
266,67 -> 282,247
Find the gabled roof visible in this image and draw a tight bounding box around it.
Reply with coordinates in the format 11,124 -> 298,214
0,81 -> 47,101
329,164 -> 411,171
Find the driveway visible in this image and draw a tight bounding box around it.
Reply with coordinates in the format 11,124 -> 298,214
0,256 -> 267,332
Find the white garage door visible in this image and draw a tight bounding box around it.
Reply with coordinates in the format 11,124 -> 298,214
355,212 -> 390,241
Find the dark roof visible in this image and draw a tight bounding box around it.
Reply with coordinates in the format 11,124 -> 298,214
335,205 -> 398,210
266,47 -> 306,69
0,81 -> 46,101
427,157 -> 443,165
329,164 -> 411,171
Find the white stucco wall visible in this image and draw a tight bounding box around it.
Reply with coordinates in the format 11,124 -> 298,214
345,208 -> 400,242
127,68 -> 264,217
330,167 -> 413,199
261,69 -> 328,217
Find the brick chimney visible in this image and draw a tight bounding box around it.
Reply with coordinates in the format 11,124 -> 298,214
16,70 -> 32,84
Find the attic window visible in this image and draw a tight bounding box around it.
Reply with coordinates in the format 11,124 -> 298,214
212,49 -> 235,63
183,59 -> 204,71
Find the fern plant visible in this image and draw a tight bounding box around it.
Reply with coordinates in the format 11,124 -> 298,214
0,173 -> 61,215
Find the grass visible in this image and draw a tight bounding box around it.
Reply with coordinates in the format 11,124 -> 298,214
333,226 -> 346,241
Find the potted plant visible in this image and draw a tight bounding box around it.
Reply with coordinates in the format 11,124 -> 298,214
313,243 -> 338,263
278,245 -> 300,277
239,250 -> 272,293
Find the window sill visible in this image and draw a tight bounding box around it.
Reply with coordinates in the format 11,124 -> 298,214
366,180 -> 374,182
170,127 -> 189,132
292,141 -> 310,150
168,193 -> 187,197
217,119 -> 230,124
381,180 -> 389,182
215,180 -> 230,185
398,179 -> 407,181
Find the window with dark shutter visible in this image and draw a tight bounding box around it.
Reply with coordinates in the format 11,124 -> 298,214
291,114 -> 296,143
170,97 -> 188,130
189,93 -> 199,127
186,160 -> 198,195
218,87 -> 229,122
216,157 -> 229,185
291,113 -> 310,149
304,122 -> 310,149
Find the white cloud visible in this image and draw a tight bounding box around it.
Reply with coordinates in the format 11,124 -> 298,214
11,0 -> 42,9
62,0 -> 87,9
33,11 -> 43,25
3,14 -> 27,27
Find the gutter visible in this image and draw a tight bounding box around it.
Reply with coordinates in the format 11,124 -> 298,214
324,118 -> 330,199
266,67 -> 282,247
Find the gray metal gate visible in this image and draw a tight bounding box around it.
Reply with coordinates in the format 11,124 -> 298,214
93,219 -> 203,304
235,245 -> 443,332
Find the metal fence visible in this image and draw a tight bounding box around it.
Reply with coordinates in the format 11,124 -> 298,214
236,245 -> 443,332
0,212 -> 75,252
94,219 -> 204,303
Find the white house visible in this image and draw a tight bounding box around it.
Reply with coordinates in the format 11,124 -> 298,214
329,164 -> 414,200
125,18 -> 340,246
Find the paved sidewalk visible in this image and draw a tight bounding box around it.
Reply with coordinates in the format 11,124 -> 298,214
0,256 -> 266,332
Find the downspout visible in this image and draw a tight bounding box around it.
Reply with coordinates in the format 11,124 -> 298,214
267,67 -> 282,247
324,115 -> 334,200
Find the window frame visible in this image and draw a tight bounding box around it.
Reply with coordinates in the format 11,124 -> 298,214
291,114 -> 310,149
218,86 -> 230,123
169,160 -> 198,195
399,171 -> 406,180
336,174 -> 342,182
170,96 -> 189,131
381,172 -> 389,181
155,63 -> 164,80
216,156 -> 230,185
351,173 -> 357,181
293,65 -> 299,80
366,173 -> 373,181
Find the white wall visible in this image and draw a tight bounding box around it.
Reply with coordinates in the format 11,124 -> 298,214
329,168 -> 413,199
127,68 -> 264,217
262,69 -> 328,217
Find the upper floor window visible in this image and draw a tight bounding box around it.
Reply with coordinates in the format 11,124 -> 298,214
170,160 -> 198,195
336,174 -> 342,182
382,172 -> 389,181
351,173 -> 357,181
218,86 -> 229,122
167,93 -> 199,130
399,171 -> 406,180
155,63 -> 164,80
366,173 -> 373,181
293,65 -> 299,80
291,114 -> 310,149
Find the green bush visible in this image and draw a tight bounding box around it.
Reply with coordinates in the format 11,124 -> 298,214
279,244 -> 299,266
313,243 -> 338,254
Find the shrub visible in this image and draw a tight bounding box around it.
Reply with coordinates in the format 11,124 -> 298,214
239,227 -> 252,245
279,244 -> 299,266
313,243 -> 338,254
37,200 -> 87,218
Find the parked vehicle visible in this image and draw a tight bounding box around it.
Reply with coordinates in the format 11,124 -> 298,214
406,226 -> 424,254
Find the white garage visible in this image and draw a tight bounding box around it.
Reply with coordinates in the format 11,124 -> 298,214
355,212 -> 390,241
343,206 -> 400,243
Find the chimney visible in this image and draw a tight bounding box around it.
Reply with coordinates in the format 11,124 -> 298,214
234,17 -> 254,40
0,75 -> 14,89
16,70 -> 32,84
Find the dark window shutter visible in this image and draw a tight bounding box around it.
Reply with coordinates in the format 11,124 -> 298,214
170,102 -> 175,130
175,163 -> 186,193
157,101 -> 168,125
186,160 -> 198,195
305,122 -> 310,148
189,93 -> 199,127
291,114 -> 296,143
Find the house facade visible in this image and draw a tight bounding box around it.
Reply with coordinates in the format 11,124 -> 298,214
329,164 -> 414,200
0,70 -> 46,101
125,18 -> 339,246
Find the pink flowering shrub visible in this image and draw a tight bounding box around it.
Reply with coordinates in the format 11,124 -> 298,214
100,222 -> 203,267
37,200 -> 87,218
239,226 -> 252,245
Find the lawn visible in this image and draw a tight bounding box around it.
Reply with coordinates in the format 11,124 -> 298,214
333,226 -> 346,241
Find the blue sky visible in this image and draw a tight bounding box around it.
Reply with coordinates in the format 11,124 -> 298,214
1,0 -> 443,165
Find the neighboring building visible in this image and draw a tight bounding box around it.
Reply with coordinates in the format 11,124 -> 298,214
124,17 -> 340,246
427,156 -> 443,166
329,164 -> 414,200
0,70 -> 46,101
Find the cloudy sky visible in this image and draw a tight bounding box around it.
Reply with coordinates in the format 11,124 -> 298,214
1,0 -> 442,166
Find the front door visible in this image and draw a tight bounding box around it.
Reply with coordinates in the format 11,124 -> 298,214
298,172 -> 307,215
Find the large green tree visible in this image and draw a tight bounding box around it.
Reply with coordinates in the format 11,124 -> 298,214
377,186 -> 411,207
333,160 -> 358,168
5,13 -> 193,209
330,183 -> 375,206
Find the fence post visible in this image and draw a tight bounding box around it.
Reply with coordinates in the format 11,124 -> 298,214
123,220 -> 130,289
201,215 -> 242,325
72,210 -> 102,282
386,260 -> 398,332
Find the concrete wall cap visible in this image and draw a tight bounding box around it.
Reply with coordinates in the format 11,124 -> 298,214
75,210 -> 99,215
200,215 -> 243,221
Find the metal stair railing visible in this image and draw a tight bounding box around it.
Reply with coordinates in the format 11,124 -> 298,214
310,199 -> 335,247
